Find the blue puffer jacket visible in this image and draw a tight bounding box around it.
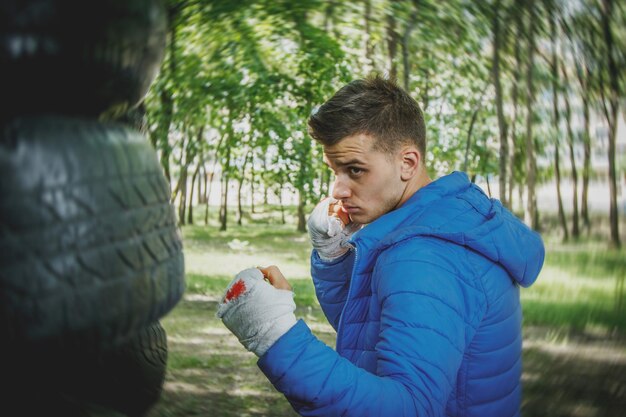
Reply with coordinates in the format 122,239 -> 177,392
258,172 -> 544,417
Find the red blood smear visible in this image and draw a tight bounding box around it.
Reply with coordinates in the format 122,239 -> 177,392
224,280 -> 246,302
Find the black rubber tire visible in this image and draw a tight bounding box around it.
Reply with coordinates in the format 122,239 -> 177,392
65,321 -> 169,416
0,0 -> 167,120
3,321 -> 169,417
0,116 -> 185,352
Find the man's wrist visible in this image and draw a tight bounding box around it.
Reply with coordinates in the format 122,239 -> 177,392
314,248 -> 351,264
252,313 -> 297,357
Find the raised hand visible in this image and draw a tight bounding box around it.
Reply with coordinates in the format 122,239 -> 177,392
217,267 -> 297,357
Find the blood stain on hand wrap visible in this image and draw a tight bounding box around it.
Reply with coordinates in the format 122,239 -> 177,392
224,279 -> 246,302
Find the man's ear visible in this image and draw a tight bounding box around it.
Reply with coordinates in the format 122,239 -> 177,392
400,147 -> 421,181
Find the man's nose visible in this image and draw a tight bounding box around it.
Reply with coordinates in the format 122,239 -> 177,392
331,176 -> 351,200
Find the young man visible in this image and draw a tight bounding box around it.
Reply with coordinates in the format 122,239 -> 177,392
218,76 -> 545,417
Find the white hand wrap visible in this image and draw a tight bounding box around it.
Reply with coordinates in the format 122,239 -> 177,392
307,198 -> 361,261
217,268 -> 297,357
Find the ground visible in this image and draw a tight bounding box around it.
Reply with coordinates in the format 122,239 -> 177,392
146,208 -> 626,417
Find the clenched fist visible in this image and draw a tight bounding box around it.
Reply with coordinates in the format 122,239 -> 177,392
307,197 -> 361,261
217,267 -> 297,357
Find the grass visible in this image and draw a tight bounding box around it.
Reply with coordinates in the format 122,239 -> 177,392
522,236 -> 626,335
147,205 -> 626,417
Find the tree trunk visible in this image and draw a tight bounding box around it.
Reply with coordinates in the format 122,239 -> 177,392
153,19 -> 180,187
170,132 -> 188,204
386,12 -> 398,81
176,129 -> 194,226
561,65 -> 580,238
203,167 -> 209,205
420,52 -> 430,112
204,171 -> 214,225
183,128 -> 203,225
297,191 -> 307,233
600,0 -> 621,248
508,4 -> 523,208
250,162 -> 255,214
263,156 -> 269,206
178,166 -> 187,226
188,162 -> 200,225
322,0 -> 341,39
524,0 -> 539,230
463,104 -> 481,173
205,133 -> 226,225
278,184 -> 286,225
156,92 -> 173,188
324,167 -> 331,197
219,174 -> 228,231
237,151 -> 251,226
401,2 -> 419,91
577,64 -> 592,230
219,146 -> 231,232
197,164 -> 204,205
492,0 -> 509,207
550,14 -> 568,241
237,177 -> 244,226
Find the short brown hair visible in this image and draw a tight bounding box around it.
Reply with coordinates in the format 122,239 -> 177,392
307,75 -> 426,156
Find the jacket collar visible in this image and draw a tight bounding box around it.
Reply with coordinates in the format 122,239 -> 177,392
348,171 -> 471,272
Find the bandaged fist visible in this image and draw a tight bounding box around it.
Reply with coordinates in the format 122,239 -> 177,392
217,267 -> 297,357
307,197 -> 361,261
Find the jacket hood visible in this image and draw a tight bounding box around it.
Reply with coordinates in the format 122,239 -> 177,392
351,172 -> 545,288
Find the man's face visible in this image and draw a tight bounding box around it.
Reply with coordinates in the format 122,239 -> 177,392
324,134 -> 406,224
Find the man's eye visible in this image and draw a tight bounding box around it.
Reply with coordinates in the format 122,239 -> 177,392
349,167 -> 363,175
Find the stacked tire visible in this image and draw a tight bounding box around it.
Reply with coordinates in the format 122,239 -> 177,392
0,1 -> 184,416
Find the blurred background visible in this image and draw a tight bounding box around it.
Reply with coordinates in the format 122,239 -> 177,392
138,0 -> 626,416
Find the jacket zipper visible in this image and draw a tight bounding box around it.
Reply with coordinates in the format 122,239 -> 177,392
336,242 -> 358,356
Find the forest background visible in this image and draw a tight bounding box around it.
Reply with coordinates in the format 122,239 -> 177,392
132,1 -> 626,416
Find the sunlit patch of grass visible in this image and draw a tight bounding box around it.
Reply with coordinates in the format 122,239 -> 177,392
543,240 -> 626,279
184,273 -> 320,310
185,274 -> 233,295
180,209 -> 313,281
168,352 -> 224,370
181,204 -> 312,259
523,240 -> 626,332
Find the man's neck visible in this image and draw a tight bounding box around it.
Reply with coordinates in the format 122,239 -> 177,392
396,170 -> 432,209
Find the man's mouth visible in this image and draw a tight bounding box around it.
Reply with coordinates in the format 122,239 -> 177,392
341,204 -> 359,214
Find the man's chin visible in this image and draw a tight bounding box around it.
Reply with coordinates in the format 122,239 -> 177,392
350,213 -> 374,225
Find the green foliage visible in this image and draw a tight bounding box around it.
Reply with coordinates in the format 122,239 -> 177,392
143,0 -> 625,234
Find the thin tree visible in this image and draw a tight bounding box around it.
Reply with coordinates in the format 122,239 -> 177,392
237,151 -> 252,226
508,0 -> 524,209
599,0 -> 621,248
219,119 -> 234,232
550,9 -> 569,240
492,0 -> 509,207
561,64 -> 580,238
401,1 -> 420,92
188,159 -> 201,225
575,59 -> 592,230
386,9 -> 398,80
524,0 -> 539,230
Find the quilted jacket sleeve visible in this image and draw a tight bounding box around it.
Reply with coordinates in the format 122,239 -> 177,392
310,249 -> 355,331
259,240 -> 486,417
